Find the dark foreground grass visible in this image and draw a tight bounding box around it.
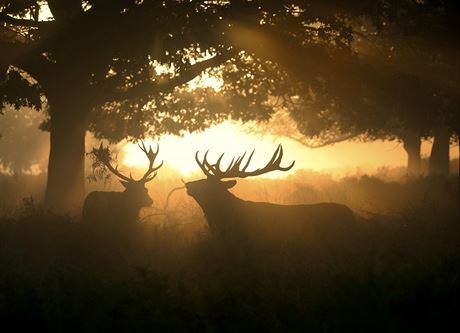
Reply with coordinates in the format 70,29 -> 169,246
0,181 -> 459,332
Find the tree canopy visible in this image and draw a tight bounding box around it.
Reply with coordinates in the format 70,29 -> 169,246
1,0 -> 458,210
182,0 -> 459,176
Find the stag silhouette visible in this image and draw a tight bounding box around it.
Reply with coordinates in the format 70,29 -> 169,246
82,142 -> 163,225
185,145 -> 355,243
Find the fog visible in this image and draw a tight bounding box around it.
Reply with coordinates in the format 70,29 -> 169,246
1,1 -> 459,330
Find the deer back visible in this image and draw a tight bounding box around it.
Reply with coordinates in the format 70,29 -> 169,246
82,190 -> 147,224
189,185 -> 355,241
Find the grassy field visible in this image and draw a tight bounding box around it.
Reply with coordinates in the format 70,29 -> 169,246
0,175 -> 459,332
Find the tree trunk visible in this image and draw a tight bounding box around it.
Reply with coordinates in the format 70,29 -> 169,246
402,130 -> 422,178
45,100 -> 88,213
429,126 -> 450,177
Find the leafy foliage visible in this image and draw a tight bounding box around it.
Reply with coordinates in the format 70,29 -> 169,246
290,0 -> 460,144
0,67 -> 42,111
85,144 -> 114,184
0,1 -> 379,137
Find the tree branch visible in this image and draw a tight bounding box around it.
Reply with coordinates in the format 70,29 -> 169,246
0,12 -> 52,28
154,53 -> 232,93
0,39 -> 52,86
94,52 -> 233,105
47,0 -> 81,22
287,133 -> 358,148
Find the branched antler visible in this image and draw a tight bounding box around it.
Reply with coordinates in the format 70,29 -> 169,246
92,141 -> 163,183
92,143 -> 133,182
196,144 -> 295,180
138,141 -> 163,182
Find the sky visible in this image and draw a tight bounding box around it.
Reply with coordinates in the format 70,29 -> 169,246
3,107 -> 455,180
1,105 -> 458,179
121,120 -> 459,179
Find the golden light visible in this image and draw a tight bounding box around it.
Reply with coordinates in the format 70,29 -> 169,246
118,37 -> 460,179
188,72 -> 223,91
122,121 -> 300,179
121,120 -> 452,180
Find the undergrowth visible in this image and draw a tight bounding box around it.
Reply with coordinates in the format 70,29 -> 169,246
0,177 -> 458,332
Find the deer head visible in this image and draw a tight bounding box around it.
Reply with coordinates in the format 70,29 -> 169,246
185,144 -> 295,206
92,141 -> 163,207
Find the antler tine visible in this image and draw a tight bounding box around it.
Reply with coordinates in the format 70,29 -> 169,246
93,143 -> 132,182
249,144 -> 282,174
225,156 -> 236,172
140,141 -> 163,182
195,151 -> 205,174
266,144 -> 282,167
241,150 -> 255,171
138,140 -> 147,154
150,144 -> 164,173
224,145 -> 295,179
202,151 -> 215,172
213,153 -> 226,175
253,144 -> 295,175
231,152 -> 246,170
195,150 -> 213,178
275,145 -> 295,171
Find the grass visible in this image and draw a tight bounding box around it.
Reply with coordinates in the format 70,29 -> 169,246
0,176 -> 459,332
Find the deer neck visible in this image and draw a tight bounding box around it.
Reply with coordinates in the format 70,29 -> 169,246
196,190 -> 243,232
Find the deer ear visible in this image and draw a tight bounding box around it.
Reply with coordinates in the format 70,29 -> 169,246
222,180 -> 237,189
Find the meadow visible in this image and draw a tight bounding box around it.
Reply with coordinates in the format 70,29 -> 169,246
0,169 -> 459,332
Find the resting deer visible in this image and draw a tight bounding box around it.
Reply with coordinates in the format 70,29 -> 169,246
184,145 -> 355,243
82,142 -> 163,224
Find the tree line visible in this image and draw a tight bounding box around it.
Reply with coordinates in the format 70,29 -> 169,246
1,0 -> 459,211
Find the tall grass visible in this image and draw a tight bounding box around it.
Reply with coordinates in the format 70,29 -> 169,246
0,175 -> 459,331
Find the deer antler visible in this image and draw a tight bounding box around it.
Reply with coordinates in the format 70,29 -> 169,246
92,143 -> 133,182
195,144 -> 295,180
195,150 -> 213,178
138,141 -> 163,183
92,141 -> 163,183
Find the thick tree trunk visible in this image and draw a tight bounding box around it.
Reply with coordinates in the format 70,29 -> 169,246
45,100 -> 88,213
402,130 -> 422,178
429,126 -> 450,177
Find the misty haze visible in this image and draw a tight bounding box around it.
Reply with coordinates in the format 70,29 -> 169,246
1,1 -> 459,332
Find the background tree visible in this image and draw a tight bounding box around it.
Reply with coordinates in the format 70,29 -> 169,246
3,1 -> 457,212
1,0 -> 375,211
349,0 -> 460,177
190,0 -> 459,178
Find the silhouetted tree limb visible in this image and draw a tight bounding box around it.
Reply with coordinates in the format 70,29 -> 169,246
0,12 -> 51,27
292,134 -> 358,149
100,52 -> 234,104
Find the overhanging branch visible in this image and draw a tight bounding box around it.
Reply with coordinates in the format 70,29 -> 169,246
154,53 -> 231,93
0,12 -> 52,28
287,133 -> 358,148
94,52 -> 233,105
0,39 -> 52,86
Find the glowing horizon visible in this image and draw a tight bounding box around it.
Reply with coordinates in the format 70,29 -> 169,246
120,120 -> 459,180
1,108 -> 458,178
